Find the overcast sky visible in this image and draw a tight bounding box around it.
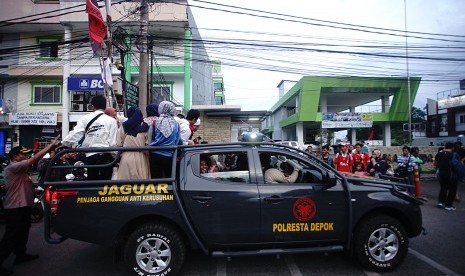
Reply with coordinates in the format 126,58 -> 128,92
188,0 -> 465,111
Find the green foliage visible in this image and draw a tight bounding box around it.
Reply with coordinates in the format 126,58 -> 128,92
391,106 -> 425,145
411,106 -> 426,123
391,122 -> 409,145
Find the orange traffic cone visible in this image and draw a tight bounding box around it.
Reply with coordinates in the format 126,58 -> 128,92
414,167 -> 428,201
414,167 -> 421,197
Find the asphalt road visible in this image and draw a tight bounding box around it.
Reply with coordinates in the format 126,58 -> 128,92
0,179 -> 464,276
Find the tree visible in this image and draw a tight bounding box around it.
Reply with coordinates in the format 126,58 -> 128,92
391,106 -> 426,145
411,106 -> 427,123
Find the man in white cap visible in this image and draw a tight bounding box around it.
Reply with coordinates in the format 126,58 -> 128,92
192,119 -> 202,144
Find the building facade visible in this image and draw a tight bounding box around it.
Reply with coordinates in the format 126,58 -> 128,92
425,81 -> 465,143
0,0 -> 214,151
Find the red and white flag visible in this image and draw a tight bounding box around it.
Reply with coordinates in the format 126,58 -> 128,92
368,128 -> 374,140
86,0 -> 106,46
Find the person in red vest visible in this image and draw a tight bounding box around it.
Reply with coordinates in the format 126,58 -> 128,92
334,143 -> 353,173
352,143 -> 370,172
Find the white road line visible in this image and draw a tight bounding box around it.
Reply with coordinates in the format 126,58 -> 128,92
285,255 -> 303,276
409,248 -> 462,276
216,258 -> 227,276
363,271 -> 382,276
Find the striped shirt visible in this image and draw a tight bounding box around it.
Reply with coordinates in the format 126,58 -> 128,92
396,154 -> 416,173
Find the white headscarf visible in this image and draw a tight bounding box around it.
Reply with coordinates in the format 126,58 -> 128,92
156,101 -> 177,138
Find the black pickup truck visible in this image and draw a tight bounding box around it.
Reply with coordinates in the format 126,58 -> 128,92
42,143 -> 423,275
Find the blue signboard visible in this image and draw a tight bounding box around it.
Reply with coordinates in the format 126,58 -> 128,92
68,77 -> 105,91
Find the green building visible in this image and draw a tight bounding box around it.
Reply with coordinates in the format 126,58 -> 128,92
262,76 -> 421,147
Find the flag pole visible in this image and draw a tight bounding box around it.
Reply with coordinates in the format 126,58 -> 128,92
86,0 -> 111,105
103,0 -> 113,108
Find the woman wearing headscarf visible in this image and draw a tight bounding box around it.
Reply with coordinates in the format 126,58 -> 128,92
144,103 -> 159,126
116,106 -> 150,179
149,101 -> 180,178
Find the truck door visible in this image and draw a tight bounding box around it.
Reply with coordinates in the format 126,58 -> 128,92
181,150 -> 260,246
255,149 -> 348,244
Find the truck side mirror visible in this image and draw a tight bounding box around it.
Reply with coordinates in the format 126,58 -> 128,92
325,171 -> 337,187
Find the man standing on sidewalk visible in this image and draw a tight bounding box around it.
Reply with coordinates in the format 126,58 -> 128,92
435,142 -> 458,211
0,136 -> 60,276
396,146 -> 417,189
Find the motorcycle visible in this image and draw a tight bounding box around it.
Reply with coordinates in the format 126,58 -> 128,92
31,185 -> 44,223
0,183 -> 45,223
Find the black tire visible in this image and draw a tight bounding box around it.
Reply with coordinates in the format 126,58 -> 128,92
124,223 -> 186,276
353,215 -> 408,272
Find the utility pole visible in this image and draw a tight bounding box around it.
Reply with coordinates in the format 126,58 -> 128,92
61,25 -> 71,138
404,0 -> 412,146
139,0 -> 149,116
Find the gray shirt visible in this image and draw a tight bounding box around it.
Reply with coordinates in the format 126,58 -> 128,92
4,160 -> 34,209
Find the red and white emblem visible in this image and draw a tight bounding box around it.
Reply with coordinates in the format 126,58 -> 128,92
293,197 -> 316,222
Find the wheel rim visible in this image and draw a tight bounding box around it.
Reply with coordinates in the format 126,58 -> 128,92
367,227 -> 399,262
135,237 -> 172,273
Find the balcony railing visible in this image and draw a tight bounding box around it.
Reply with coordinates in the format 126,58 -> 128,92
437,88 -> 464,100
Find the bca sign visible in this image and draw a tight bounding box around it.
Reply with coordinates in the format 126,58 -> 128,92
68,77 -> 104,91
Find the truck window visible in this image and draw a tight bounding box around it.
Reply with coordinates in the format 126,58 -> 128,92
195,152 -> 250,183
259,151 -> 324,184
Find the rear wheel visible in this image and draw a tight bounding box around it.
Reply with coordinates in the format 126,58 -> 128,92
124,223 -> 186,276
353,215 -> 408,272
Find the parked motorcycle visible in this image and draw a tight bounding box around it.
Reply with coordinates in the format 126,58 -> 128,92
0,183 -> 45,223
31,185 -> 44,223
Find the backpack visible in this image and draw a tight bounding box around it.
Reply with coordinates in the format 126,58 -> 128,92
395,155 -> 412,178
450,152 -> 465,179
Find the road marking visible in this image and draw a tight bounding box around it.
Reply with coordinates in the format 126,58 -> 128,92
216,258 -> 227,276
363,271 -> 382,276
285,255 -> 303,276
409,248 -> 462,276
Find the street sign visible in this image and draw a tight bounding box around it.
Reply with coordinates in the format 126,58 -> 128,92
117,78 -> 139,112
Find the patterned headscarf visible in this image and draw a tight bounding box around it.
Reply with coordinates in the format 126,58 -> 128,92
122,106 -> 149,137
156,101 -> 177,138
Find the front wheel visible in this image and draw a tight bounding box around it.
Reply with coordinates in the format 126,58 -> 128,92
124,223 -> 186,276
353,215 -> 408,272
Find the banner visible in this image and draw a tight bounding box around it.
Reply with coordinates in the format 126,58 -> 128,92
322,112 -> 373,128
9,112 -> 58,126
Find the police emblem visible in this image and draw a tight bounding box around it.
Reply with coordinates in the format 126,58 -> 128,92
293,197 -> 316,222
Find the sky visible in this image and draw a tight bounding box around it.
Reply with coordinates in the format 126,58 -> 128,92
188,0 -> 465,111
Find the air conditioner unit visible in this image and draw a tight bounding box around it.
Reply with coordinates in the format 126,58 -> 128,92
72,103 -> 84,111
86,104 -> 93,111
72,94 -> 84,101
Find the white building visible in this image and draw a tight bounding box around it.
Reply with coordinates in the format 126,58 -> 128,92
0,0 -> 213,151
